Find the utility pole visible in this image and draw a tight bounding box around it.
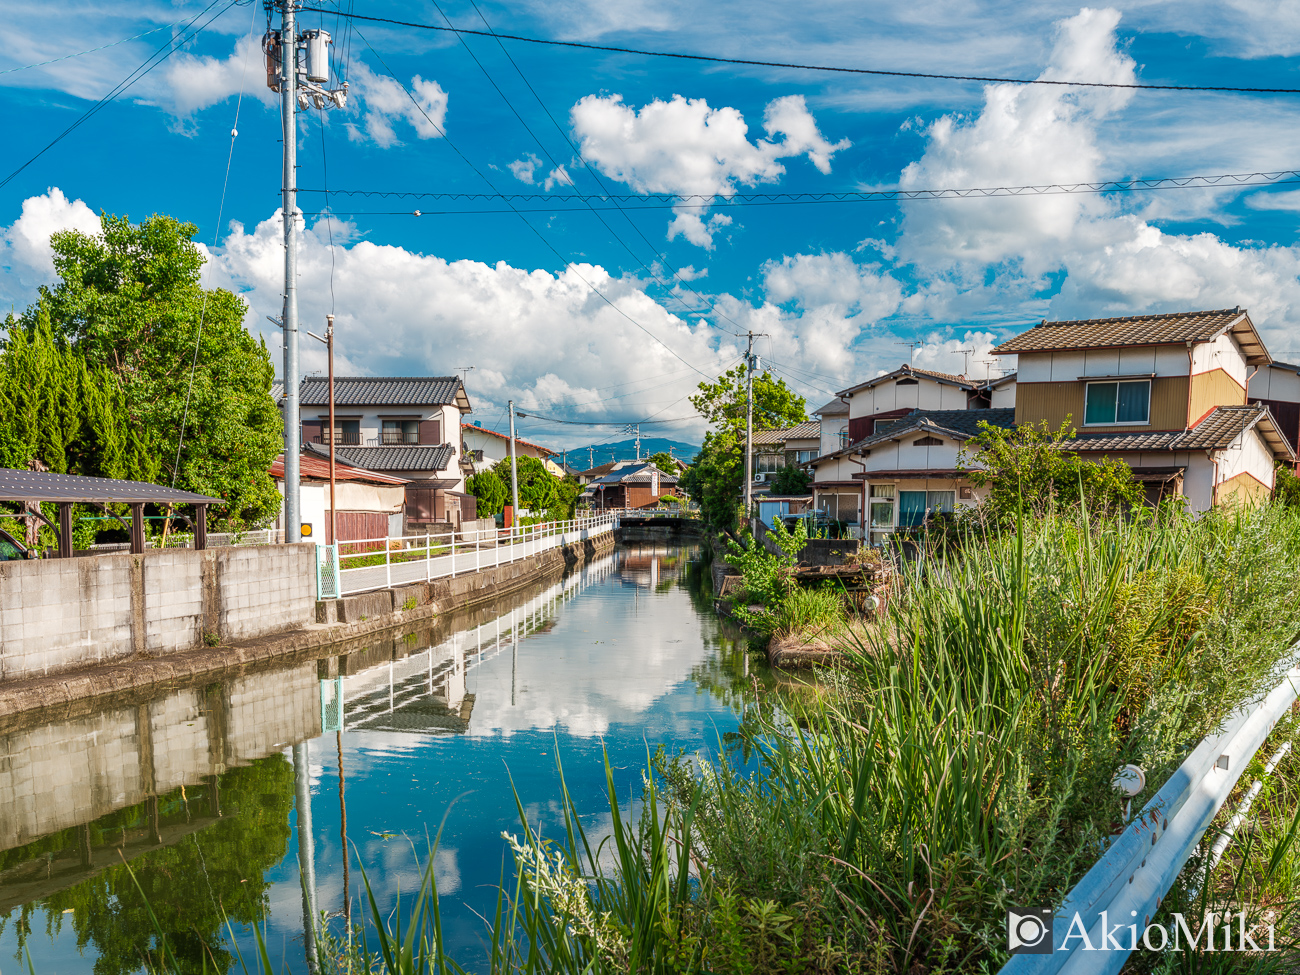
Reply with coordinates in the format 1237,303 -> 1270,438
279,0 -> 301,543
267,4 -> 347,544
743,331 -> 758,526
306,315 -> 336,545
625,424 -> 641,462
507,399 -> 520,524
588,446 -> 594,468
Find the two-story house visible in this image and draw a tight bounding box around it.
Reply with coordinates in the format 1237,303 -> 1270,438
750,420 -> 822,490
992,308 -> 1294,509
838,364 -> 1013,443
293,376 -> 476,530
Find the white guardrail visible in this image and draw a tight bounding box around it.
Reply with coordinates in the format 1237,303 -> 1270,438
315,513 -> 618,599
1001,650 -> 1300,974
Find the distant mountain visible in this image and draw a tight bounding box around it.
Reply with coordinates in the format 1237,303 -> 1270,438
559,438 -> 699,470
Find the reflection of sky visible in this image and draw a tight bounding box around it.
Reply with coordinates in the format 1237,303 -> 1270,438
1,545 -> 744,973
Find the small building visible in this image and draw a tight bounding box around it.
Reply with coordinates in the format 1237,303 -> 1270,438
837,364 -> 995,444
581,462 -> 681,509
813,397 -> 851,455
271,449 -> 408,543
992,307 -> 1294,508
461,421 -> 555,475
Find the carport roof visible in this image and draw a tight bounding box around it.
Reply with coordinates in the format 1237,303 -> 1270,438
0,468 -> 220,505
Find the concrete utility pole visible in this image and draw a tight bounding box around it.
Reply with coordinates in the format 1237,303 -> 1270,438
306,316 -> 336,544
743,331 -> 757,525
507,400 -> 520,522
280,0 -> 301,542
293,742 -> 319,973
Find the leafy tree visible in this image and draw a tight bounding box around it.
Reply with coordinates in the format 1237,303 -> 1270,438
467,469 -> 509,516
961,418 -> 1143,522
683,368 -> 807,529
1274,463 -> 1300,507
28,213 -> 282,528
770,465 -> 811,495
490,455 -> 559,513
648,451 -> 678,473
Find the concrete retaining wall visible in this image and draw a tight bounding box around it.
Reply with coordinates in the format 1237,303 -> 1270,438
0,544 -> 316,683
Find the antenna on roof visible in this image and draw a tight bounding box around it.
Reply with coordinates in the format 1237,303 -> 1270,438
956,348 -> 975,376
895,341 -> 918,364
452,365 -> 475,383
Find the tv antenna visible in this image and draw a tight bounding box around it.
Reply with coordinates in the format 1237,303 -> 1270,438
453,365 -> 475,383
956,348 -> 975,375
894,341 -> 918,364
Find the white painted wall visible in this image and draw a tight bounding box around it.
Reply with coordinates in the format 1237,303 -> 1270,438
847,376 -> 968,419
1191,333 -> 1248,385
462,425 -> 550,473
1250,364 -> 1300,401
861,437 -> 964,472
1183,454 -> 1216,511
1018,348 -> 1192,382
990,381 -> 1016,408
1214,426 -> 1275,491
275,480 -> 327,542
820,418 -> 849,455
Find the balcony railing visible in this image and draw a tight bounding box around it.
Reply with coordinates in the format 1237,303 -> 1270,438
311,432 -> 361,445
380,431 -> 421,445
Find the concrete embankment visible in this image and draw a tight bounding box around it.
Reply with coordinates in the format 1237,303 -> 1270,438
0,532 -> 613,720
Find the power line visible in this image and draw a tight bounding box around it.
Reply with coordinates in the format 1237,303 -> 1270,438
514,410 -> 700,426
350,25 -> 718,381
0,0 -> 239,192
296,169 -> 1300,207
0,21 -> 177,75
297,6 -> 1300,95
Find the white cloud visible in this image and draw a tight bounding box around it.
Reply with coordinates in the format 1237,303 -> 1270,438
1246,189 -> 1300,212
509,154 -> 542,184
159,34 -> 273,120
0,188 -> 100,310
571,92 -> 848,247
344,61 -> 448,148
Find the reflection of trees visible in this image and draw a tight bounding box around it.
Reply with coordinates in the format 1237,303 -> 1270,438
3,755 -> 293,975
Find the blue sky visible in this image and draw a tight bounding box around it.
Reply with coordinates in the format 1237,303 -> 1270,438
3,1 -> 1300,448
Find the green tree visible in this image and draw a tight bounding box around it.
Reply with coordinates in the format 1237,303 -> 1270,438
490,455 -> 559,513
1274,463 -> 1300,506
467,468 -> 509,516
770,465 -> 811,495
28,213 -> 283,528
648,451 -> 678,473
962,418 -> 1143,522
683,368 -> 807,529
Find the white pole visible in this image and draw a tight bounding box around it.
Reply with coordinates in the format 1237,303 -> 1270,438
508,400 -> 520,525
281,0 -> 302,543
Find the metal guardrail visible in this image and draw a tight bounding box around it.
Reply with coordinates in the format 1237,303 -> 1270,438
1002,651 -> 1300,973
321,513 -> 618,598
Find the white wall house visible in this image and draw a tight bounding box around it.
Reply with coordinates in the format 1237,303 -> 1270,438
992,308 -> 1292,509
461,422 -> 555,474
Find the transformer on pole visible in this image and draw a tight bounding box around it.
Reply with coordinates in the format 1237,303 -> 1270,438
265,3 -> 348,543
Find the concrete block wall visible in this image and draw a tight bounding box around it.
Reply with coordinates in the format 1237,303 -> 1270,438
0,543 -> 318,684
224,663 -> 321,766
216,545 -> 316,641
148,689 -> 211,795
0,557 -> 135,680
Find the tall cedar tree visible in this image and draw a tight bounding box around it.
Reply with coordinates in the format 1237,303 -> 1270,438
682,366 -> 806,528
29,213 -> 283,527
0,310 -> 157,480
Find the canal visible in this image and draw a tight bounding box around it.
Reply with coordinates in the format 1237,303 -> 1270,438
0,542 -> 755,973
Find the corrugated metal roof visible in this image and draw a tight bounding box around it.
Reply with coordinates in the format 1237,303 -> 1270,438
992,308 -> 1271,364
299,376 -> 466,407
327,444 -> 457,472
0,469 -> 220,504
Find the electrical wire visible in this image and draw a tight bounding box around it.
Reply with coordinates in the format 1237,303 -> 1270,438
0,21 -> 177,75
0,0 -> 239,192
296,168 -> 1300,206
516,411 -> 701,426
172,0 -> 259,487
297,6 -> 1300,95
350,25 -> 717,381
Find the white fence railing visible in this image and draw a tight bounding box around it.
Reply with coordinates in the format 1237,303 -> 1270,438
1000,648 -> 1300,974
316,513 -> 618,599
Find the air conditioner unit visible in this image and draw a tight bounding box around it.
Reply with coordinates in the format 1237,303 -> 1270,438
755,472 -> 769,483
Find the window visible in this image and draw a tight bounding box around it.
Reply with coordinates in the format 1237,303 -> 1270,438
793,449 -> 819,464
868,484 -> 894,529
838,426 -> 850,448
913,436 -> 942,447
899,490 -> 953,527
382,419 -> 420,444
1084,380 -> 1150,425
756,453 -> 783,474
959,485 -> 973,500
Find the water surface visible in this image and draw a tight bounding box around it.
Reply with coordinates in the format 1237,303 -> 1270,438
0,543 -> 755,973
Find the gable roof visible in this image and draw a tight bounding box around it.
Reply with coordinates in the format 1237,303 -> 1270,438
992,308 -> 1270,365
299,376 -> 472,411
461,422 -> 552,455
837,364 -> 980,398
809,408 -> 1016,466
587,462 -> 678,486
813,398 -> 849,416
752,420 -> 822,445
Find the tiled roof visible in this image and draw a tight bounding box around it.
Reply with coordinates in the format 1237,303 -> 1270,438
992,308 -> 1270,364
300,376 -> 467,408
838,364 -> 980,397
752,420 -> 822,445
809,408 -> 1015,466
813,398 -> 849,416
319,444 -> 457,472
461,423 -> 552,454
275,448 -> 409,485
590,462 -> 679,485
1071,405 -> 1294,460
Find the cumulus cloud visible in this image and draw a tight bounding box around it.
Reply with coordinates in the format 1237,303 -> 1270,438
509,154 -> 542,183
571,92 -> 849,247
344,61 -> 448,147
159,34 -> 274,120
0,188 -> 100,309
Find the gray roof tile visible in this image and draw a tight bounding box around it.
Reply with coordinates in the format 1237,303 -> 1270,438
300,376 -> 465,407
993,308 -> 1270,364
319,444 -> 457,472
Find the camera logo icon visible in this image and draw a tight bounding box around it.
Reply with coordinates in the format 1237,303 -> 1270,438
1007,907 -> 1054,954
